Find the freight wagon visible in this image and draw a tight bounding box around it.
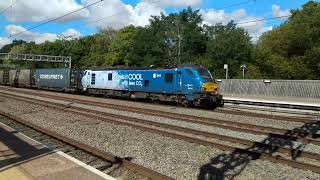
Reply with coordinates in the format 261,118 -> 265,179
0,68 -> 81,92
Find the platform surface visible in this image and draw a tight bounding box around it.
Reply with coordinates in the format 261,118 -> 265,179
224,94 -> 320,107
0,122 -> 114,180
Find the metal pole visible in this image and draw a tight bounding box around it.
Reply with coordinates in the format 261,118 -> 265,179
242,67 -> 245,79
226,69 -> 228,79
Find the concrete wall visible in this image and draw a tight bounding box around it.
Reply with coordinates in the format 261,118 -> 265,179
216,79 -> 320,98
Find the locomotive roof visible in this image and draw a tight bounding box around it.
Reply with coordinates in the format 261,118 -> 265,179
87,64 -> 204,71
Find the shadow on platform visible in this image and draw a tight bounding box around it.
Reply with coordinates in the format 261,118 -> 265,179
198,120 -> 320,180
0,125 -> 54,172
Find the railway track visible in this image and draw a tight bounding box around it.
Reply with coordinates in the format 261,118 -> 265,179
0,90 -> 320,174
0,111 -> 172,180
224,99 -> 320,111
0,87 -> 319,145
0,86 -> 317,124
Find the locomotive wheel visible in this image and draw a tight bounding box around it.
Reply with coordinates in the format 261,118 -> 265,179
219,99 -> 224,107
181,99 -> 191,107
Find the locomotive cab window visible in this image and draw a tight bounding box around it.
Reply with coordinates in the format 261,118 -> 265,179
91,73 -> 96,85
186,69 -> 195,77
165,73 -> 173,83
108,73 -> 112,81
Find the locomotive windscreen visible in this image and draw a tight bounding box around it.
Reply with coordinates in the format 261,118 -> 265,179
195,67 -> 213,82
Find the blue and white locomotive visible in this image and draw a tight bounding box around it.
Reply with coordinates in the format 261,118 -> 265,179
81,65 -> 224,108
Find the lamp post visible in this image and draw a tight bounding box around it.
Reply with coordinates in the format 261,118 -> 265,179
224,64 -> 228,79
240,64 -> 247,79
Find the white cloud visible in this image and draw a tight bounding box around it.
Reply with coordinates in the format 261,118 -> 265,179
61,28 -> 82,39
0,37 -> 11,49
128,1 -> 163,27
272,4 -> 291,17
1,25 -> 81,46
0,0 -> 278,45
200,8 -> 272,41
0,0 -> 89,23
83,0 -> 164,29
140,0 -> 202,8
0,0 -> 201,25
5,25 -> 57,43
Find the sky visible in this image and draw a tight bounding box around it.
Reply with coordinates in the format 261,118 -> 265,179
0,0 -> 316,48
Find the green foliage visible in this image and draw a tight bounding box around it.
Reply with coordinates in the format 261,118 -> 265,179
0,40 -> 26,53
256,1 -> 320,79
1,1 -> 319,80
204,21 -> 253,78
106,25 -> 138,66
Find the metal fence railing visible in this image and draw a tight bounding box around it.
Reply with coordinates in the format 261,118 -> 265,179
216,79 -> 320,98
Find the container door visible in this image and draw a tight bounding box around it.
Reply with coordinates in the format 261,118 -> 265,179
3,70 -> 9,85
31,69 -> 36,87
14,70 -> 20,86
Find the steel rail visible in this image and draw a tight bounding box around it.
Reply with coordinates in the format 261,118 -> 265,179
224,99 -> 320,111
1,94 -> 320,174
0,86 -> 317,124
2,92 -> 320,161
0,88 -> 319,146
216,108 -> 318,124
0,110 -> 171,180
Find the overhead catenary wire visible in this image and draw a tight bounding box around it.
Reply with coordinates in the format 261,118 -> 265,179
215,0 -> 256,11
236,15 -> 290,25
55,0 -> 161,40
0,0 -> 18,15
78,0 -> 161,28
4,0 -> 291,42
8,0 -> 104,38
72,0 -> 250,31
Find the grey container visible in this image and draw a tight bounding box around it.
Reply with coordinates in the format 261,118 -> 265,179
9,70 -> 17,86
0,70 -> 3,84
8,69 -> 32,87
35,68 -> 70,89
19,69 -> 32,87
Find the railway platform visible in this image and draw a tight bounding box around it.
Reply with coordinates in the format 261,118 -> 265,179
223,95 -> 320,111
0,122 -> 115,180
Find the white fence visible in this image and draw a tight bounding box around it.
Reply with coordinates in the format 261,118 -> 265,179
216,79 -> 320,98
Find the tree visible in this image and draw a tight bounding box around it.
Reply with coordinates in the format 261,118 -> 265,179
256,1 -> 320,79
0,39 -> 26,53
106,25 -> 138,66
79,27 -> 117,68
203,21 -> 253,79
127,7 -> 207,67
